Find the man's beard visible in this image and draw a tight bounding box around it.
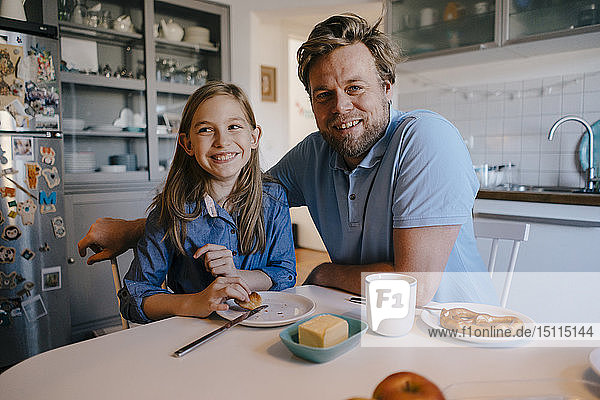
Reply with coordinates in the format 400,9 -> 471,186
321,100 -> 390,159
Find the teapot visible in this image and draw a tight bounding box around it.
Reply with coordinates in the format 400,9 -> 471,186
0,0 -> 26,21
113,15 -> 133,33
160,18 -> 184,42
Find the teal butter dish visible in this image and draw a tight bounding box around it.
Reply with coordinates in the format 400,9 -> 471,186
279,313 -> 367,363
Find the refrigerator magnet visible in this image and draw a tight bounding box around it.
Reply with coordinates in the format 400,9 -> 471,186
39,242 -> 50,252
41,167 -> 60,189
0,210 -> 3,225
39,146 -> 56,165
25,162 -> 41,190
22,294 -> 47,322
2,225 -> 21,240
0,145 -> 7,164
0,270 -> 18,288
39,191 -> 56,214
0,187 -> 16,197
17,199 -> 37,225
21,248 -> 35,261
41,266 -> 61,292
7,210 -> 16,218
11,136 -> 33,161
0,246 -> 16,263
51,216 -> 65,238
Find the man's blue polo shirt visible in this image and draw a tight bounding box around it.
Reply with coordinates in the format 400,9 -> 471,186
269,109 -> 498,304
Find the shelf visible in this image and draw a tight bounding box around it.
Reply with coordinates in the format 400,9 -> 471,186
63,130 -> 146,138
156,81 -> 197,95
64,171 -> 148,184
155,37 -> 219,53
59,21 -> 143,42
61,71 -> 146,91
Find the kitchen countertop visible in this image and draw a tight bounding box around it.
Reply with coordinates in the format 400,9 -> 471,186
477,189 -> 600,206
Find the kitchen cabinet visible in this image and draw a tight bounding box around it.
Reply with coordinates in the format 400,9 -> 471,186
65,188 -> 154,340
57,0 -> 230,186
388,0 -> 600,61
473,199 -> 600,323
389,0 -> 500,57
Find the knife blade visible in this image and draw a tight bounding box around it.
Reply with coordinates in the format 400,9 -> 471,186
172,304 -> 268,358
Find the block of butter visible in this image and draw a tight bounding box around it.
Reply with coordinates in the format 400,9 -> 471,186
298,314 -> 348,348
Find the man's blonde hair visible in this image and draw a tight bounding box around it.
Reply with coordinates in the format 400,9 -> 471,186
297,13 -> 404,95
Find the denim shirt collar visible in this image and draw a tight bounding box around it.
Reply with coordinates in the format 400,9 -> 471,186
330,107 -> 401,172
195,194 -> 237,225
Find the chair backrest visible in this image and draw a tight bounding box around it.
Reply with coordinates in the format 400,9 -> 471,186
473,220 -> 530,308
110,257 -> 130,330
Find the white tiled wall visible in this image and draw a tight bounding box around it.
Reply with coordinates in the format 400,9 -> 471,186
396,71 -> 600,188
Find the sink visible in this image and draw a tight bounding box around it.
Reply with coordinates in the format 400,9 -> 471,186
489,184 -> 594,194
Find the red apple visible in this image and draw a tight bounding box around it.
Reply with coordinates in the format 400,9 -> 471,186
372,372 -> 445,400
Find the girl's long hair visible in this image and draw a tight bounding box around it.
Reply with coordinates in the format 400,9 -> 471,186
151,81 -> 265,255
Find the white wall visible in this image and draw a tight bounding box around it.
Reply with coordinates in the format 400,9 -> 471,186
215,0 -> 379,169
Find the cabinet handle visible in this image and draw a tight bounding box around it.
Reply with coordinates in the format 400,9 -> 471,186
67,258 -> 75,264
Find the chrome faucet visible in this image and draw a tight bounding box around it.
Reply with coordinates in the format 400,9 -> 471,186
548,116 -> 597,192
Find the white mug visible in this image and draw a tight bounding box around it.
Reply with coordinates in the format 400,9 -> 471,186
420,7 -> 438,26
474,1 -> 489,14
365,273 -> 417,337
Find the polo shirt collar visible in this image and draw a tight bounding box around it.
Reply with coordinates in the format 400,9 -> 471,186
330,107 -> 400,172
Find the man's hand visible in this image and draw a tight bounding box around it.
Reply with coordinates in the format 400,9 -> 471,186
77,217 -> 146,265
194,244 -> 239,278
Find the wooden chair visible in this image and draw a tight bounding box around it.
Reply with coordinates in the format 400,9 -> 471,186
473,220 -> 530,308
110,257 -> 130,330
109,257 -> 167,330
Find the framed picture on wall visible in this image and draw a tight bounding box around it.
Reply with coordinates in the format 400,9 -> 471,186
261,65 -> 276,102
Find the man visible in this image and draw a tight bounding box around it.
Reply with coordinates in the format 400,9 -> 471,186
78,14 -> 497,306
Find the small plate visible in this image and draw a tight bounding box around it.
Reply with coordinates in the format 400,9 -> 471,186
420,302 -> 535,344
279,313 -> 367,363
216,291 -> 315,327
590,348 -> 600,377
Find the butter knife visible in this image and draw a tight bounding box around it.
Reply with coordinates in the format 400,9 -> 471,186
173,304 -> 268,358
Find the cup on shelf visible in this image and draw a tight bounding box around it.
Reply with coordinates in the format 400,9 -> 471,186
474,1 -> 489,15
113,15 -> 133,33
420,7 -> 439,26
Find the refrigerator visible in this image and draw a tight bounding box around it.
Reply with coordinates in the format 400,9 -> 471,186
0,19 -> 69,368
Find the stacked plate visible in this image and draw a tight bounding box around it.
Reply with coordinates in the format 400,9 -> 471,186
183,26 -> 211,45
65,152 -> 96,173
109,154 -> 137,171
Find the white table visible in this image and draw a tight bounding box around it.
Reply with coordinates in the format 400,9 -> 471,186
2,285 -> 599,399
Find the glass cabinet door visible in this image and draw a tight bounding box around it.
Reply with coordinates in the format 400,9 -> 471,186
390,0 -> 498,58
506,0 -> 600,42
59,0 -> 147,183
151,0 -> 229,179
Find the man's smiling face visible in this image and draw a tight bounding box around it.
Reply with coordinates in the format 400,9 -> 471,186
308,42 -> 392,168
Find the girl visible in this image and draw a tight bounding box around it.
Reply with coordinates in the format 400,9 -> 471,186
119,82 -> 296,323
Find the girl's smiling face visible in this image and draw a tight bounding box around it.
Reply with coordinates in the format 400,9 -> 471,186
179,95 -> 260,187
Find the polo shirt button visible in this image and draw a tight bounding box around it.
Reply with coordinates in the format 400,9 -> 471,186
232,251 -> 237,256
230,228 -> 236,234
349,193 -> 356,200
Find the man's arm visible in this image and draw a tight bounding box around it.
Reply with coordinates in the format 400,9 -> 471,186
77,217 -> 146,264
303,225 -> 460,306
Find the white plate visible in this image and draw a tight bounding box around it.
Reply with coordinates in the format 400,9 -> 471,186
216,291 -> 315,327
420,302 -> 535,344
590,348 -> 600,376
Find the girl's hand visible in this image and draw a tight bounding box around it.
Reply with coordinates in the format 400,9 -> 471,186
194,243 -> 240,278
183,276 -> 251,318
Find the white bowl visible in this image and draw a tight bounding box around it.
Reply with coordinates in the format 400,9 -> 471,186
100,165 -> 126,173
